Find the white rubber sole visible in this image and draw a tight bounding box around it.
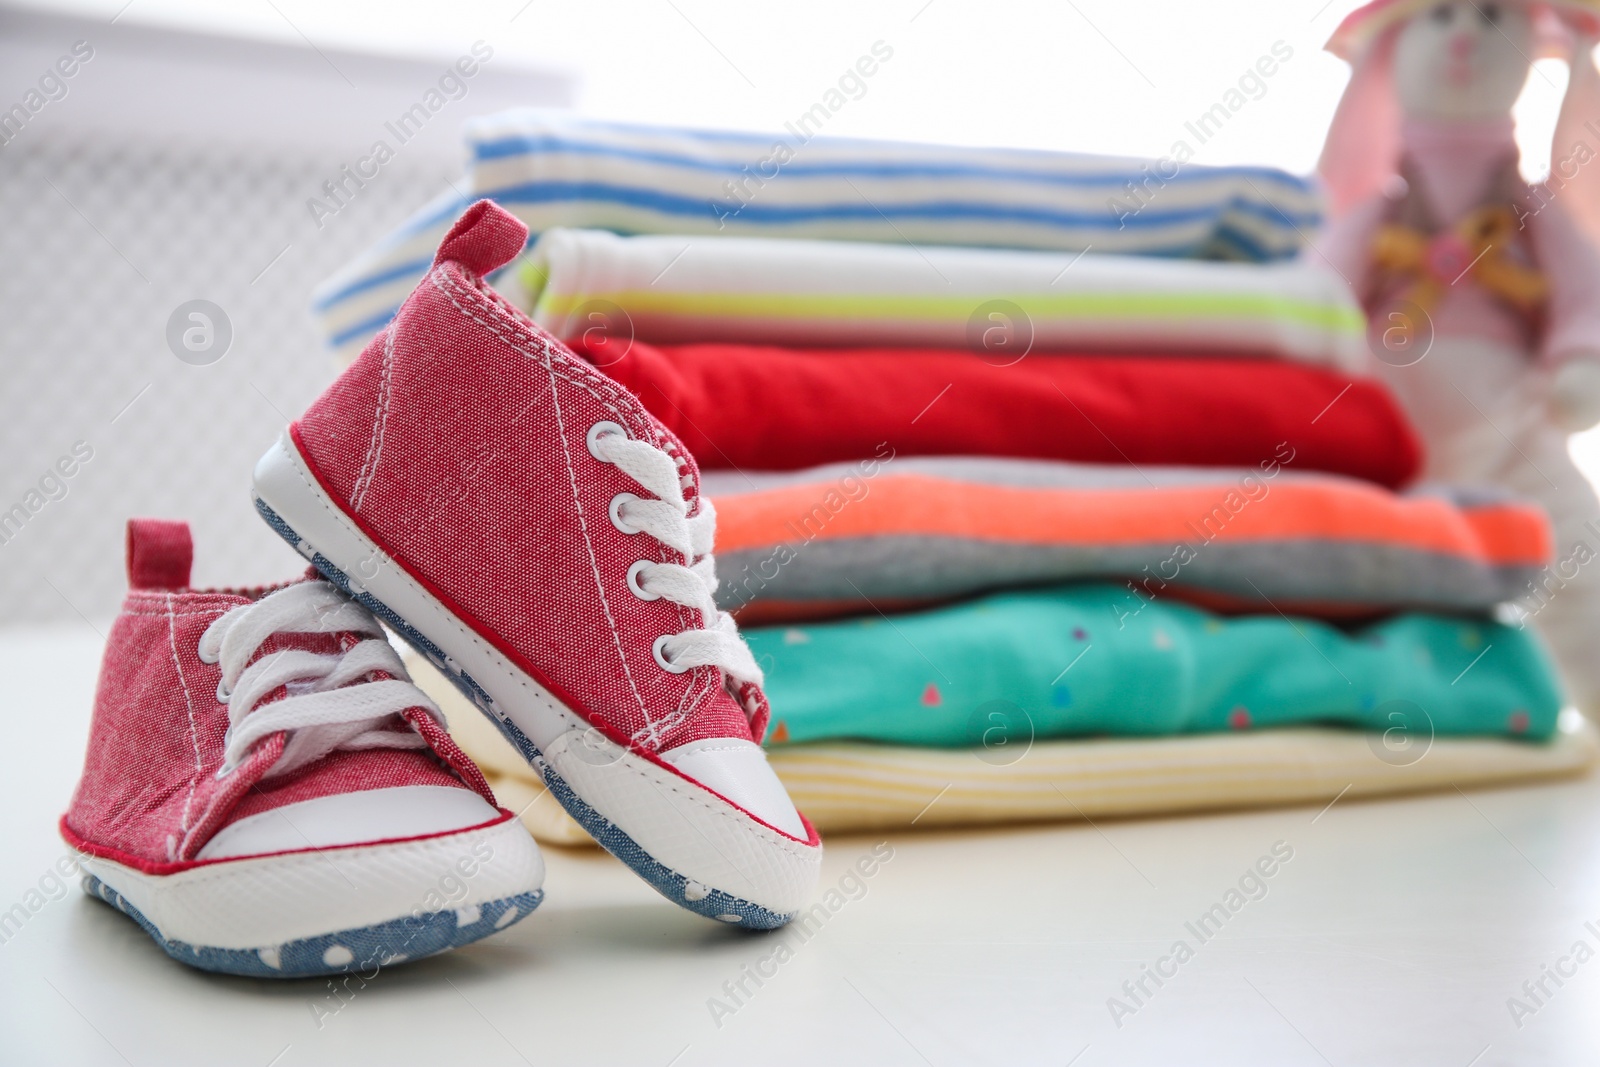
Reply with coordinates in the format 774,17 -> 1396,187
79,814 -> 544,977
252,433 -> 820,926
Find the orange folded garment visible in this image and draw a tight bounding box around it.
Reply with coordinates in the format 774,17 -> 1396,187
703,457 -> 1549,623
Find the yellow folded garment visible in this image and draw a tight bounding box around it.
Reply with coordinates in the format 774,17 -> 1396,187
410,653 -> 1599,843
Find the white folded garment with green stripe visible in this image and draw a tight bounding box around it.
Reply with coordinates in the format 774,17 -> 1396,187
518,228 -> 1369,370
310,112 -> 1324,360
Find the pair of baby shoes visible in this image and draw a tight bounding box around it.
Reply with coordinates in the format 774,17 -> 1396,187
61,201 -> 822,978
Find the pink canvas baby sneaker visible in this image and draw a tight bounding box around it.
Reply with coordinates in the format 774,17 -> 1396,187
61,519 -> 545,977
252,200 -> 821,928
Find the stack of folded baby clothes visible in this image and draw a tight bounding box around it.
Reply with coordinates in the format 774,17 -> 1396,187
314,111 -> 1326,356
321,113 -> 1593,842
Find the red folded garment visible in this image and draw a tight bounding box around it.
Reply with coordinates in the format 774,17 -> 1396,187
572,339 -> 1423,489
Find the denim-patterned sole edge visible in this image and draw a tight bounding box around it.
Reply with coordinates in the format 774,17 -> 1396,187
255,496 -> 797,931
83,873 -> 542,979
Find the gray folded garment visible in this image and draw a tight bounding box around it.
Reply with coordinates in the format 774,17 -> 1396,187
702,456 -> 1547,621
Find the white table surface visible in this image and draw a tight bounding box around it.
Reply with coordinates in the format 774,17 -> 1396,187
5,625 -> 1600,1067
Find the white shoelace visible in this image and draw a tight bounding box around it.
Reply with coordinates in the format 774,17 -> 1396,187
590,425 -> 765,693
197,581 -> 443,779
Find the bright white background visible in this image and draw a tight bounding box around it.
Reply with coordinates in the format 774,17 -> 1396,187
16,0 -> 1572,168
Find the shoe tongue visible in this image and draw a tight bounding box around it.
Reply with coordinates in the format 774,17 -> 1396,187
246,576 -> 375,661
241,629 -> 373,724
255,628 -> 351,661
655,425 -> 704,514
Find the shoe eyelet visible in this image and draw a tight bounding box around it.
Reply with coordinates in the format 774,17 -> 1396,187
652,634 -> 690,674
627,560 -> 661,601
215,678 -> 231,703
610,493 -> 643,534
587,421 -> 628,461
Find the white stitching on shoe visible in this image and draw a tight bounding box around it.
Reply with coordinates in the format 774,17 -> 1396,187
431,269 -> 651,443
166,594 -> 205,861
541,329 -> 657,738
124,607 -> 237,619
351,326 -> 397,515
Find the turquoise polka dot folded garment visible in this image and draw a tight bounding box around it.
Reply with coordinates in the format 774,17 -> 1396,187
746,583 -> 1564,747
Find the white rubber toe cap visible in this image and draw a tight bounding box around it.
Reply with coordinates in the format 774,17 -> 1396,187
659,738 -> 808,839
197,785 -> 503,861
545,727 -> 821,916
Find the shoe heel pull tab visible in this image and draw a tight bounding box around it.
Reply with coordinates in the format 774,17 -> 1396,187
126,518 -> 193,590
433,199 -> 530,278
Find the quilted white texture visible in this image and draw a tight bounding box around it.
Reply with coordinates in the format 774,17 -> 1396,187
0,134 -> 455,626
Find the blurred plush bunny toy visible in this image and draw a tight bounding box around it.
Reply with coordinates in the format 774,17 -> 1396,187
1320,0 -> 1600,714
